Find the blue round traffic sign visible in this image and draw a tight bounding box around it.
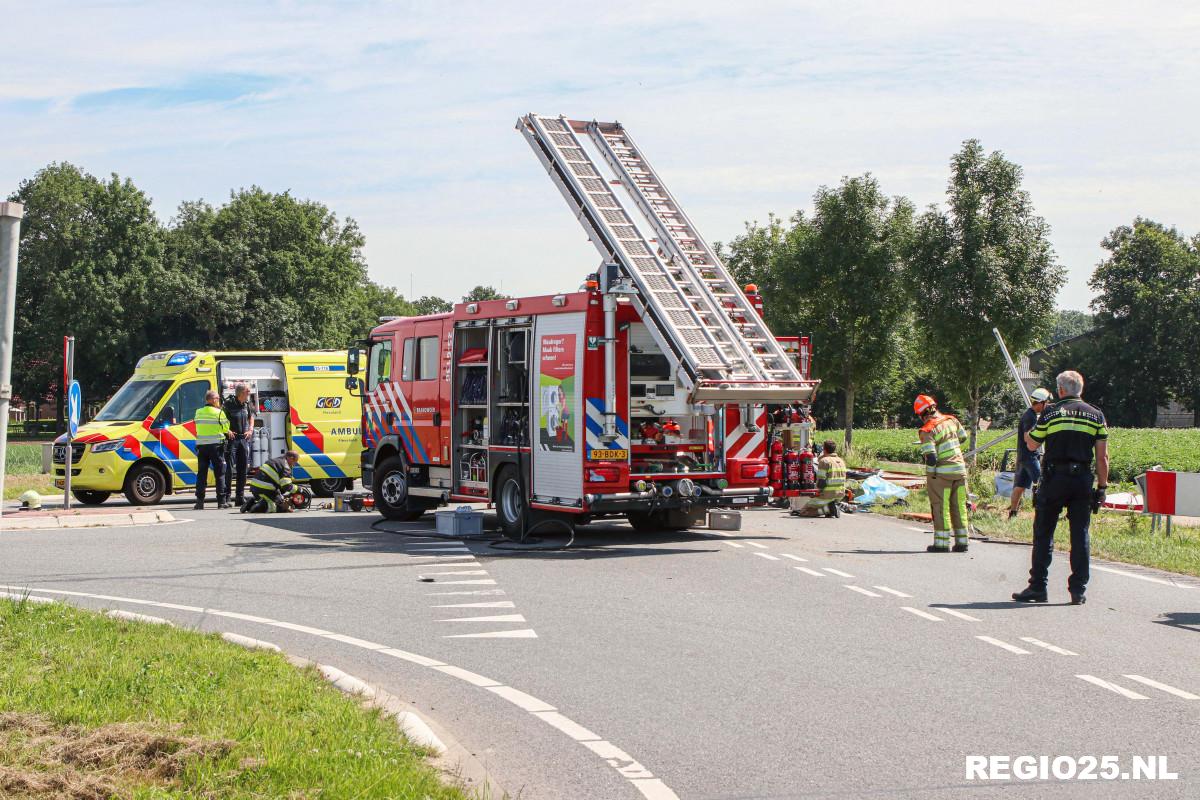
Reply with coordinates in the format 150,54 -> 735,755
68,380 -> 82,437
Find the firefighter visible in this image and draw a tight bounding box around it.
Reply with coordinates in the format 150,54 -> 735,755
1012,370 -> 1108,605
814,440 -> 847,518
244,450 -> 301,513
222,383 -> 256,506
194,390 -> 233,510
1007,387 -> 1052,519
914,394 -> 970,552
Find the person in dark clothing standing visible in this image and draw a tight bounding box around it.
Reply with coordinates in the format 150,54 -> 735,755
222,384 -> 256,506
1007,386 -> 1052,519
1012,370 -> 1109,606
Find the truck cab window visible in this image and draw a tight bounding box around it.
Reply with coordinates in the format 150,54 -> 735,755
368,339 -> 393,392
417,336 -> 439,380
400,338 -> 414,382
154,380 -> 210,428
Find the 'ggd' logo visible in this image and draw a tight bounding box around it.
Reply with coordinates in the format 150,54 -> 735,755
316,397 -> 342,409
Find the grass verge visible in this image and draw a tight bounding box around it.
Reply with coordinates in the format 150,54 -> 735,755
4,474 -> 56,501
0,598 -> 469,799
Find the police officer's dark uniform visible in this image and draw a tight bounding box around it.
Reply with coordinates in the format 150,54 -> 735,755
222,392 -> 254,505
1012,395 -> 1108,605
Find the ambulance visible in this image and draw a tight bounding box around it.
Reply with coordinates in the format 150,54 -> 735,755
53,350 -> 361,505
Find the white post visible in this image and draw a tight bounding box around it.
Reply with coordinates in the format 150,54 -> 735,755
993,327 -> 1032,407
0,201 -> 24,517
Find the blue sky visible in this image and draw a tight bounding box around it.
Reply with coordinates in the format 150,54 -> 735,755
3,1 -> 1198,310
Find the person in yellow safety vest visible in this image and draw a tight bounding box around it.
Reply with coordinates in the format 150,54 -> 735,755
244,450 -> 301,513
814,440 -> 847,519
193,390 -> 233,510
914,394 -> 970,553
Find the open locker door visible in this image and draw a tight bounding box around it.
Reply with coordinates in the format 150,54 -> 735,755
530,312 -> 586,509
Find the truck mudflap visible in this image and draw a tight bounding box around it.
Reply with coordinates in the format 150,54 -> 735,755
584,485 -> 770,514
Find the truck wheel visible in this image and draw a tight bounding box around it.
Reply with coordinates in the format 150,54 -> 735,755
626,511 -> 660,533
123,464 -> 166,506
309,478 -> 346,497
495,466 -> 528,539
374,457 -> 426,521
72,490 -> 111,506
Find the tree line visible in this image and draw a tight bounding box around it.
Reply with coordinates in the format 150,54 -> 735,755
7,162 -> 504,422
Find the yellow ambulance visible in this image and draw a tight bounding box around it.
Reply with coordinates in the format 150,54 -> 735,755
53,350 -> 361,505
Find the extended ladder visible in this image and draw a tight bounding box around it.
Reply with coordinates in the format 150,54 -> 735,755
517,114 -> 815,402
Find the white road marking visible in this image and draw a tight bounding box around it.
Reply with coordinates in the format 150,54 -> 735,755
433,665 -> 502,686
0,586 -> 669,798
1092,565 -> 1196,590
426,588 -> 506,596
533,711 -> 601,741
752,552 -> 779,561
444,628 -> 538,639
780,553 -> 808,562
873,586 -> 912,598
976,636 -> 1031,655
933,607 -> 981,622
440,613 -> 527,623
488,685 -> 555,712
419,570 -> 489,577
724,542 -> 745,549
745,541 -> 769,549
432,601 -> 516,609
107,609 -> 171,625
1020,637 -> 1078,656
325,633 -> 388,650
900,606 -> 943,622
843,585 -> 882,597
822,567 -> 854,578
1123,675 -> 1199,700
1077,675 -> 1148,700
794,567 -> 825,577
905,526 -> 929,533
405,547 -> 472,553
430,579 -> 497,585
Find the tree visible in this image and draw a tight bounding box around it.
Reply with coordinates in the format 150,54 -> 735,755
351,281 -> 417,334
907,140 -> 1065,452
462,285 -> 508,302
9,163 -> 167,425
1050,309 -> 1094,344
412,295 -> 453,315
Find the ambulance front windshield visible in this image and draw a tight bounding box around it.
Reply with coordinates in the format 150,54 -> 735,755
94,379 -> 172,422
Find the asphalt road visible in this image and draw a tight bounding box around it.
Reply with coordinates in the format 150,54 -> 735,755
2,503 -> 1197,799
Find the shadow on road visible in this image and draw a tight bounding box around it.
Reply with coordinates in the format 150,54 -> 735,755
826,548 -> 929,555
1154,612 -> 1200,634
934,600 -> 1074,609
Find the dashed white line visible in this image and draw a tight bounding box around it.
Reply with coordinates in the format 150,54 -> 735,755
794,567 -> 825,577
444,628 -> 539,639
905,526 -> 929,533
745,542 -> 769,549
900,606 -> 943,622
1020,637 -> 1078,656
427,589 -> 506,596
933,607 -> 981,622
1123,675 -> 1199,700
440,613 -> 527,623
1092,565 -> 1196,589
780,554 -> 808,563
430,579 -> 497,585
419,570 -> 489,576
976,636 -> 1031,655
752,552 -> 780,561
724,542 -> 745,549
822,567 -> 854,578
843,585 -> 882,598
1077,675 -> 1148,700
432,601 -> 516,609
873,586 -> 912,598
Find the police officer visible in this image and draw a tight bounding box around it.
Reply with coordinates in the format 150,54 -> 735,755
814,440 -> 847,518
1012,370 -> 1109,605
194,390 -> 233,510
222,383 -> 256,506
244,450 -> 301,513
1007,387 -> 1052,519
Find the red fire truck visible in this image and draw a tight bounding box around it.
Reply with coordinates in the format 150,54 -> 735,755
350,116 -> 819,534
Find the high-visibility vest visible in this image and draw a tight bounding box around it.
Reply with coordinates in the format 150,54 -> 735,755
816,454 -> 847,500
919,412 -> 967,478
250,456 -> 295,495
194,404 -> 230,446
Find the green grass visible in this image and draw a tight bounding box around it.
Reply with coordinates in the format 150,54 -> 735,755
0,599 -> 470,799
3,473 -> 55,500
828,427 -> 1200,482
5,443 -> 45,476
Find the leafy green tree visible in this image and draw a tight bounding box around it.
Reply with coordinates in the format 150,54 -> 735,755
907,140 -> 1065,451
352,281 -> 416,333
462,285 -> 508,302
9,163 -> 167,425
412,295 -> 453,315
1050,309 -> 1094,344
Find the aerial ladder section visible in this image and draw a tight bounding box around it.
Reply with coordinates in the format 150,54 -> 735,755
517,114 -> 817,404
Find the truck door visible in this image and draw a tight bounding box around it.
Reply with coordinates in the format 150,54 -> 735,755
408,319 -> 448,465
147,377 -> 212,489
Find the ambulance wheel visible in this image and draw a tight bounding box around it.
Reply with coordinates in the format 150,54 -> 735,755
124,463 -> 166,506
310,478 -> 347,497
495,466 -> 528,539
72,490 -> 110,506
374,456 -> 425,521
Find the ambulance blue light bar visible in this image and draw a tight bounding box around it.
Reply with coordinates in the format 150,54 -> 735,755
167,351 -> 197,366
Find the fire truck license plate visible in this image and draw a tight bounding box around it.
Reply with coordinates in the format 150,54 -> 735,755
591,449 -> 628,460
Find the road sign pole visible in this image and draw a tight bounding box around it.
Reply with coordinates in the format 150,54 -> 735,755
63,337 -> 75,510
0,202 -> 24,519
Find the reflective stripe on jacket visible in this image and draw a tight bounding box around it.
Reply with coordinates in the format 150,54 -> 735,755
194,404 -> 231,446
919,412 -> 967,478
816,454 -> 847,500
249,456 -> 294,495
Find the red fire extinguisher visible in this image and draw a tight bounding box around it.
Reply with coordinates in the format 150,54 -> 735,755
783,449 -> 800,492
799,450 -> 816,489
769,440 -> 784,495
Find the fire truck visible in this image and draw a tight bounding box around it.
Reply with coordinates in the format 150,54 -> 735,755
350,115 -> 820,534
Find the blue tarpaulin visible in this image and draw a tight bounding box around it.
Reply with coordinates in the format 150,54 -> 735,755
854,474 -> 910,505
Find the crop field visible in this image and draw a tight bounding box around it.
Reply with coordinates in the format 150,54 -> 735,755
821,428 -> 1200,483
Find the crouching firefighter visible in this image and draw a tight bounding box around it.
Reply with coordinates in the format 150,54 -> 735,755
243,450 -> 301,513
914,394 -> 970,552
814,440 -> 847,518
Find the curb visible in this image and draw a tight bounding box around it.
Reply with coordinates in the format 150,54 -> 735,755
0,510 -> 176,531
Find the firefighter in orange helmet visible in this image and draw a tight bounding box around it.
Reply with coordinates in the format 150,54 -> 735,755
914,394 -> 970,552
